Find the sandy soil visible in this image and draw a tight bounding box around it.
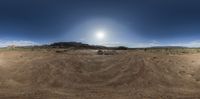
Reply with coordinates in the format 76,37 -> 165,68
0,49 -> 200,99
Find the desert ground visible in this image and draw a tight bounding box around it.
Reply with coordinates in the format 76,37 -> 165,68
0,48 -> 200,99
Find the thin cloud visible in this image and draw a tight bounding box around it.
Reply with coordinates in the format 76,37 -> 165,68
133,40 -> 200,48
0,40 -> 39,47
169,41 -> 200,47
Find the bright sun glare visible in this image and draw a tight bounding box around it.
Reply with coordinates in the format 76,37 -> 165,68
96,31 -> 105,40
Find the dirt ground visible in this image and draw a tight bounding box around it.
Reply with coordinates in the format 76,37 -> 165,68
0,49 -> 200,99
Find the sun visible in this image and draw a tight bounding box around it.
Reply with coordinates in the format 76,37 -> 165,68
96,31 -> 105,40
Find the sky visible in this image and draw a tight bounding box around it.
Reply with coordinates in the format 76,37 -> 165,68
0,0 -> 200,47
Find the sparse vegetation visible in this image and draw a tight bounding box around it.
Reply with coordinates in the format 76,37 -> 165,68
97,50 -> 118,55
144,48 -> 200,55
116,46 -> 128,50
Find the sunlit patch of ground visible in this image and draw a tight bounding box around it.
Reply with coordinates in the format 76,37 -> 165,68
0,49 -> 200,99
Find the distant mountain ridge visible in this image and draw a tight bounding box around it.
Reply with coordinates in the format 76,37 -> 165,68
149,46 -> 188,48
50,42 -> 108,49
49,42 -> 128,50
4,42 -> 193,49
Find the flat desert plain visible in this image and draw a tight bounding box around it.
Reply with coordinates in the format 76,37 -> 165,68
0,49 -> 200,99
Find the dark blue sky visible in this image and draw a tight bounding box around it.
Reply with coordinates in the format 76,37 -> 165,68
0,0 -> 200,47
